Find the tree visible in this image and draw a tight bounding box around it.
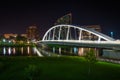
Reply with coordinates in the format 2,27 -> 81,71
85,48 -> 97,76
0,35 -> 4,41
16,35 -> 27,41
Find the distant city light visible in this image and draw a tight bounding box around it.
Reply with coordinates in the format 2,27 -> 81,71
9,40 -> 11,43
110,32 -> 114,38
3,39 -> 6,42
27,41 -> 30,44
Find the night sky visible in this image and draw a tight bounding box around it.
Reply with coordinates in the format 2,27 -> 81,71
0,0 -> 120,39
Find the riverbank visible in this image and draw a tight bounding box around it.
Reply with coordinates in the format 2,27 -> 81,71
0,56 -> 120,80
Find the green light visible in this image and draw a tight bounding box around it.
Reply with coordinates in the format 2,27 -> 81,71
3,39 -> 6,42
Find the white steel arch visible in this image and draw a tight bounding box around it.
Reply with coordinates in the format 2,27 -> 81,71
42,24 -> 115,41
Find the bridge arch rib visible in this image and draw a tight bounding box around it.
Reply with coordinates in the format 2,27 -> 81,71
42,24 -> 115,41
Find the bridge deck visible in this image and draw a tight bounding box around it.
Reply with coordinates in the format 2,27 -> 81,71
40,40 -> 120,50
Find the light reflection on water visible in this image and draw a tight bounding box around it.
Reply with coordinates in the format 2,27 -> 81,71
8,47 -> 11,55
3,47 -> 6,55
13,48 -> 16,54
0,46 -> 37,56
0,46 -> 98,57
27,46 -> 30,54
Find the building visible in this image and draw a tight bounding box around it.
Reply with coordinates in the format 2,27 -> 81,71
54,13 -> 101,40
54,13 -> 72,25
26,25 -> 39,41
81,25 -> 101,40
85,25 -> 101,32
4,33 -> 18,39
21,34 -> 27,38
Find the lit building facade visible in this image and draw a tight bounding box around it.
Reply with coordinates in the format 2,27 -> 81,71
81,25 -> 101,40
21,34 -> 27,38
4,33 -> 18,39
85,25 -> 101,32
26,25 -> 39,41
54,13 -> 72,25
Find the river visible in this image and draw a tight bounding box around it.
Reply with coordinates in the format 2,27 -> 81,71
0,46 -> 38,56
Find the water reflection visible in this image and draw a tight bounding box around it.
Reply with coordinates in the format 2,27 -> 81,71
73,47 -> 78,54
13,48 -> 16,54
0,46 -> 37,56
3,47 -> 6,55
33,47 -> 37,55
8,47 -> 11,55
27,46 -> 30,54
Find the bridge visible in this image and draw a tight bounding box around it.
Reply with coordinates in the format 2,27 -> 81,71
39,24 -> 120,50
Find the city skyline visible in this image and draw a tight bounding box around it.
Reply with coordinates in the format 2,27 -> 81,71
0,1 -> 120,39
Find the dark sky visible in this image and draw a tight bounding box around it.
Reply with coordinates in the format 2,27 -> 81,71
0,0 -> 120,39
